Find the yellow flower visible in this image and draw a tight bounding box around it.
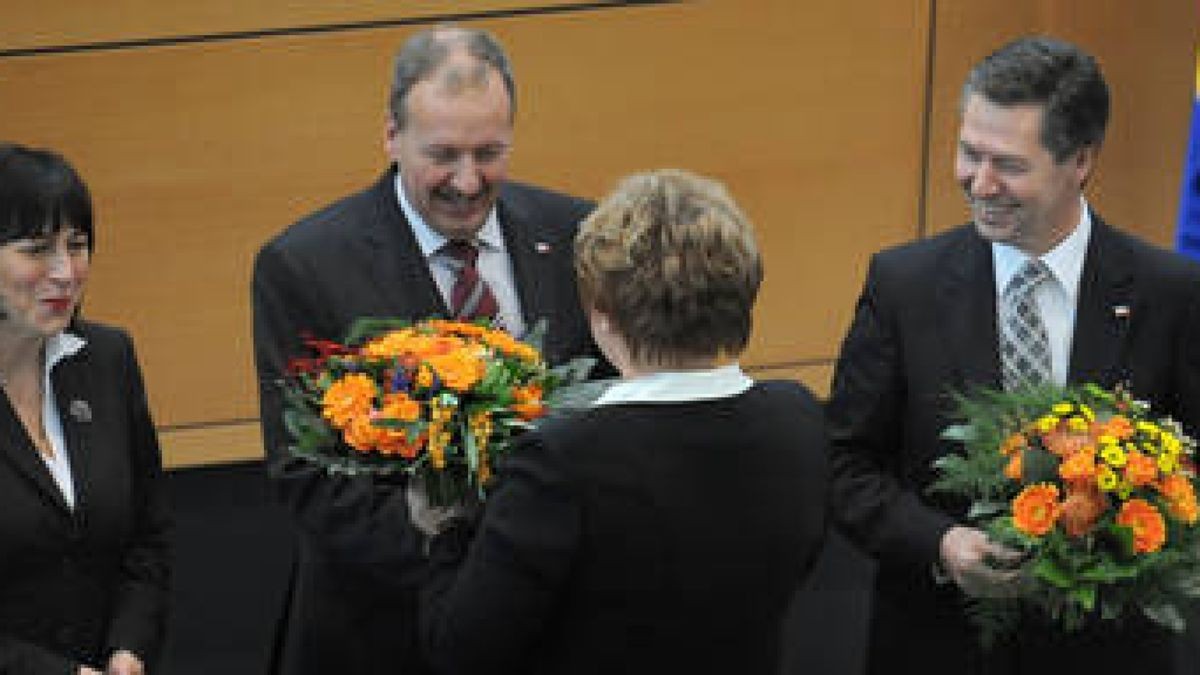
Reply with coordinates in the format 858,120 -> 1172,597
1078,404 -> 1095,422
1100,444 -> 1127,467
1067,416 -> 1090,434
1052,402 -> 1074,416
1157,452 -> 1180,474
1097,466 -> 1119,492
1037,415 -> 1060,433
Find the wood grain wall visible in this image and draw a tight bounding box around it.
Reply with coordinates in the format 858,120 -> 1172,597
0,1 -> 1192,467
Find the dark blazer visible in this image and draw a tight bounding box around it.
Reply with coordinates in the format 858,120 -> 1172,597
0,321 -> 171,673
252,168 -> 602,675
827,217 -> 1200,675
419,381 -> 828,675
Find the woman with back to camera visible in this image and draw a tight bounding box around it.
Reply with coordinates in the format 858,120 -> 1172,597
0,144 -> 170,675
413,168 -> 827,674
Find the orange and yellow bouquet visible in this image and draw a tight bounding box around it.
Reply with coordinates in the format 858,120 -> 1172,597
931,383 -> 1200,646
282,318 -> 591,506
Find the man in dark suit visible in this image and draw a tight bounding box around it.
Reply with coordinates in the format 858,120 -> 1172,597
827,36 -> 1200,675
252,27 -> 602,675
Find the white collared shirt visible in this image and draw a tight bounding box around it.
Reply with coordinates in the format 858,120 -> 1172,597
394,173 -> 526,337
39,331 -> 88,510
991,199 -> 1092,386
593,363 -> 754,406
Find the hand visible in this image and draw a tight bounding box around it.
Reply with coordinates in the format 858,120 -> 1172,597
106,650 -> 144,675
405,482 -> 468,537
939,525 -> 1027,598
78,667 -> 103,675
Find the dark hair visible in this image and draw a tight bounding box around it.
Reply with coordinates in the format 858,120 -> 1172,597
963,36 -> 1110,162
389,27 -> 515,129
0,143 -> 94,248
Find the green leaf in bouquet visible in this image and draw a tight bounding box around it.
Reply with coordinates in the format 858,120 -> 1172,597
1142,600 -> 1187,632
1019,445 -> 1059,485
1077,557 -> 1141,583
967,500 -> 1009,521
1068,583 -> 1097,612
343,316 -> 417,345
940,423 -> 976,443
1033,555 -> 1075,589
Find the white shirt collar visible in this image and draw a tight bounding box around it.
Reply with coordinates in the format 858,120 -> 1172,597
992,197 -> 1091,301
593,363 -> 754,406
45,330 -> 87,371
393,171 -> 503,257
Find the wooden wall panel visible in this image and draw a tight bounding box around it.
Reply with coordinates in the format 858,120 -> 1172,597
0,0 -> 591,51
1,1 -> 1190,466
925,0 -> 1196,246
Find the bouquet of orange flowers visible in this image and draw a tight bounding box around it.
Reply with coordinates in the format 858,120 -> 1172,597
931,383 -> 1200,646
282,318 -> 593,506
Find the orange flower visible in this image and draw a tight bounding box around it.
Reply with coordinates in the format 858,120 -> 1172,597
1058,448 -> 1097,486
1000,433 -> 1027,456
343,414 -> 384,452
1116,498 -> 1167,554
1123,450 -> 1158,487
1059,486 -> 1107,537
1099,415 -> 1135,441
510,384 -> 546,421
321,373 -> 376,429
1012,483 -> 1061,537
1042,430 -> 1092,458
1159,474 -> 1200,524
1004,452 -> 1023,481
379,392 -> 421,423
426,349 -> 487,392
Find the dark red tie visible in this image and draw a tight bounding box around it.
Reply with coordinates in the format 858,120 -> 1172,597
443,241 -> 498,321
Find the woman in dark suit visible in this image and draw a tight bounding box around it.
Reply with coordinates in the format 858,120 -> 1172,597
0,144 -> 170,675
414,169 -> 827,674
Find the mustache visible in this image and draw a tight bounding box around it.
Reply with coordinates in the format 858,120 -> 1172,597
431,185 -> 493,207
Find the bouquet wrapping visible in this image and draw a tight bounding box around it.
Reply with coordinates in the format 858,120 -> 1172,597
281,318 -> 592,506
931,383 -> 1200,646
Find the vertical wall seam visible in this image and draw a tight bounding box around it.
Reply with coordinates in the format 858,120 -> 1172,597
916,0 -> 938,239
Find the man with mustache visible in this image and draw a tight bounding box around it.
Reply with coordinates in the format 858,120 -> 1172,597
251,26 -> 603,675
827,36 -> 1200,675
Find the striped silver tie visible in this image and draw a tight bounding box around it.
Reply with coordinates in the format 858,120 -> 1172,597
999,259 -> 1052,391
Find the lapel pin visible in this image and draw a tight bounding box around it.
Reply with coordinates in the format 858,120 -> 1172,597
1113,305 -> 1131,319
68,399 -> 92,423
534,241 -> 551,254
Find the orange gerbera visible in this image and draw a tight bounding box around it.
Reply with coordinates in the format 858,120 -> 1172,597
1159,474 -> 1200,524
1059,486 -> 1107,537
1123,450 -> 1159,487
1116,498 -> 1167,554
1058,448 -> 1097,486
321,373 -> 376,429
1012,483 -> 1061,537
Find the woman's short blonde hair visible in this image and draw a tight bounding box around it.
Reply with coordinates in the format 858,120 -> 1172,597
575,169 -> 762,367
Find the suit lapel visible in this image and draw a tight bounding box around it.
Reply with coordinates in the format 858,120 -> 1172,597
1068,217 -> 1134,386
497,189 -> 557,332
361,170 -> 447,319
936,227 -> 1002,389
0,392 -> 72,512
51,352 -> 95,519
